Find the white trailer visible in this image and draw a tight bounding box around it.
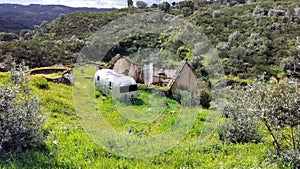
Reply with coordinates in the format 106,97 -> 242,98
94,69 -> 138,102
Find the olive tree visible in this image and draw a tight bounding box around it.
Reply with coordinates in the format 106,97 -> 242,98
0,62 -> 45,155
127,0 -> 133,7
136,1 -> 148,8
0,32 -> 19,42
178,0 -> 194,17
159,2 -> 171,13
219,77 -> 300,168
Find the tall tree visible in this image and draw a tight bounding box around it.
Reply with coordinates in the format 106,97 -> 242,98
127,0 -> 133,7
151,3 -> 158,8
159,2 -> 171,13
136,1 -> 148,8
178,0 -> 194,17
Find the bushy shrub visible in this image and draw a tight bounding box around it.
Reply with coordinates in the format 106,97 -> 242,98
216,42 -> 229,50
252,5 -> 264,16
279,149 -> 300,169
228,31 -> 242,43
31,77 -> 50,90
177,0 -> 194,17
0,32 -> 19,42
94,90 -> 101,98
270,22 -> 280,30
212,10 -> 221,18
219,77 -> 300,168
159,2 -> 171,13
268,6 -> 286,17
173,89 -> 193,107
218,87 -> 262,143
0,63 -> 45,155
136,1 -> 148,8
182,7 -> 193,17
19,29 -> 33,41
280,56 -> 300,78
199,90 -> 211,109
219,118 -> 262,143
294,7 -> 300,16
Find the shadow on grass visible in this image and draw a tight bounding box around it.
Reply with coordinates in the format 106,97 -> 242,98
133,98 -> 146,106
0,148 -> 57,168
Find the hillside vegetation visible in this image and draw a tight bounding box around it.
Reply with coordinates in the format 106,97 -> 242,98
0,0 -> 300,168
0,72 -> 272,168
0,4 -> 115,33
0,0 -> 299,83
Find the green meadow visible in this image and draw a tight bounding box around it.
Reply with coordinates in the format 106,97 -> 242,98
0,69 -> 275,168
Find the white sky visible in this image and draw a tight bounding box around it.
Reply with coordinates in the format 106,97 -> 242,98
0,0 -> 179,8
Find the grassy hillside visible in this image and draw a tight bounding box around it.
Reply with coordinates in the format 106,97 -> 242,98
0,72 -> 274,168
0,1 -> 299,168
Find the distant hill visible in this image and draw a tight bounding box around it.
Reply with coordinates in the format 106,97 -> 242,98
0,4 -> 115,33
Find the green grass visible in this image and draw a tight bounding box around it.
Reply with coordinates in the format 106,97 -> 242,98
225,75 -> 253,85
0,72 -> 10,83
0,71 -> 276,168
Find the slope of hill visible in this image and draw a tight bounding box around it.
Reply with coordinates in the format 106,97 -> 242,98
0,13 -> 26,33
0,0 -> 299,81
0,71 -> 272,168
0,3 -> 115,33
0,1 -> 300,168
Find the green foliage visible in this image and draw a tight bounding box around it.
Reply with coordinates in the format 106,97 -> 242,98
197,80 -> 212,109
281,55 -> 300,78
219,97 -> 262,143
173,89 -> 194,107
128,0 -> 134,7
220,77 -> 300,168
189,1 -> 299,79
30,76 -> 50,90
159,2 -> 171,13
37,10 -> 133,40
136,1 -> 148,8
0,32 -> 19,41
0,71 -> 276,168
19,29 -> 33,40
0,63 -> 45,155
0,0 -> 296,81
94,89 -> 101,98
178,0 -> 194,17
0,72 -> 10,83
2,1 -> 300,166
0,40 -> 77,69
225,75 -> 253,85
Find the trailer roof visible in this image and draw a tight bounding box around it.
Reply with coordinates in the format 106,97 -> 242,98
95,69 -> 136,85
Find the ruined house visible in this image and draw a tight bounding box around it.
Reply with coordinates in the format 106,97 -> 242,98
110,55 -> 198,97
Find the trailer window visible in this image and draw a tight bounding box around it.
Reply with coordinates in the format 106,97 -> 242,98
120,84 -> 138,93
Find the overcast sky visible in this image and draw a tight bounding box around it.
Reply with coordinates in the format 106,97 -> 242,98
0,0 -> 179,8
